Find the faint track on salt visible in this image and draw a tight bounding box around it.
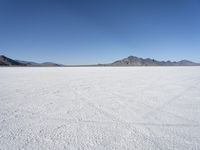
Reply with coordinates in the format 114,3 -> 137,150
108,91 -> 200,125
69,87 -> 166,150
144,78 -> 200,120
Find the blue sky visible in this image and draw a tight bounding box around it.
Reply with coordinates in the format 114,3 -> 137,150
0,0 -> 200,64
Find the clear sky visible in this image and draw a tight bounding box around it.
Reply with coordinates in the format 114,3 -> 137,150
0,0 -> 200,64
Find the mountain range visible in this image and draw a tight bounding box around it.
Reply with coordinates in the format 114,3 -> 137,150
0,55 -> 199,66
0,55 -> 62,66
108,56 -> 200,66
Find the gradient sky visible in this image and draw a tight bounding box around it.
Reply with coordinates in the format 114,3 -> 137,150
0,0 -> 200,64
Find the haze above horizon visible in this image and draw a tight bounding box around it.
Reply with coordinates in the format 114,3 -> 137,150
0,0 -> 200,65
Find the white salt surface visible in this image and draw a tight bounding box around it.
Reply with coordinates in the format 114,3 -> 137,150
0,67 -> 200,149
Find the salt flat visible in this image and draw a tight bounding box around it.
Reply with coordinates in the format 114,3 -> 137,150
0,67 -> 200,150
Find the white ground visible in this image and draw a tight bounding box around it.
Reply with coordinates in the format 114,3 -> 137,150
0,67 -> 200,150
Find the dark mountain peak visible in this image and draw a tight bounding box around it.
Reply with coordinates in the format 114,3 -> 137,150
127,56 -> 139,59
0,55 -> 26,66
0,55 -> 6,58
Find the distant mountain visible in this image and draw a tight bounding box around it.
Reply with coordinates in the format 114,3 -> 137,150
15,60 -> 39,65
40,62 -> 63,66
0,55 -> 26,66
15,60 -> 63,66
109,56 -> 200,66
0,55 -> 63,66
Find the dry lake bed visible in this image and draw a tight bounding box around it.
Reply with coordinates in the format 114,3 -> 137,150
0,67 -> 200,149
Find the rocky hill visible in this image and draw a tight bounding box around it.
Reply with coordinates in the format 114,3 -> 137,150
0,55 -> 62,66
109,56 -> 199,66
0,55 -> 26,66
